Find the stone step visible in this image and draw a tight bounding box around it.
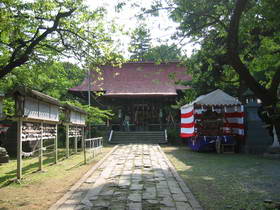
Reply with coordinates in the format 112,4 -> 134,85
112,139 -> 164,142
113,132 -> 163,135
110,131 -> 166,144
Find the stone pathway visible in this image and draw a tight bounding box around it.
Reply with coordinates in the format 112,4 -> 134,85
51,144 -> 202,210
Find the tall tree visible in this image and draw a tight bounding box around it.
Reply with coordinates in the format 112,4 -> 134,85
143,44 -> 182,62
0,0 -> 119,79
129,24 -> 152,61
169,0 -> 280,104
143,0 -> 280,145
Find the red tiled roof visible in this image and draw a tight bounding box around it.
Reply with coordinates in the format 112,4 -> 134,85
69,62 -> 191,96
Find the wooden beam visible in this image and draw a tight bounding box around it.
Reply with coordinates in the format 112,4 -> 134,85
54,124 -> 58,164
17,117 -> 23,180
82,127 -> 86,164
66,124 -> 69,158
74,126 -> 78,153
39,122 -> 43,171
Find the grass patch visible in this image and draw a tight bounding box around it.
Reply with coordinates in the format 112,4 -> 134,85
162,146 -> 280,210
0,146 -> 114,209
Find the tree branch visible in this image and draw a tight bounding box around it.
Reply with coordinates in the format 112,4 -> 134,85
226,0 -> 276,105
0,8 -> 76,79
269,69 -> 280,97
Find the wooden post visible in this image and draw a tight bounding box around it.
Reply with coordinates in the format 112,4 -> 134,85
39,122 -> 43,171
92,140 -> 95,159
82,127 -> 86,164
74,126 -> 78,153
17,117 -> 23,180
66,124 -> 69,158
159,108 -> 163,131
54,124 -> 58,164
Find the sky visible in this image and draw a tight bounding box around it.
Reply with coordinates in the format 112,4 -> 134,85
86,0 -> 196,58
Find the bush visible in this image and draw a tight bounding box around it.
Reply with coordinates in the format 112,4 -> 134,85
167,127 -> 181,145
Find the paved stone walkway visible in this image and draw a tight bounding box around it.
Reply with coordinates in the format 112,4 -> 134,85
51,144 -> 202,210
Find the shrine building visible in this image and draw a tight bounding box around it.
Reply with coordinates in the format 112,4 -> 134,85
69,62 -> 191,132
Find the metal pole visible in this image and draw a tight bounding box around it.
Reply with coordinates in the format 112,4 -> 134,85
88,68 -> 91,139
54,124 -> 58,164
88,69 -> 91,107
66,124 -> 69,158
17,117 -> 23,180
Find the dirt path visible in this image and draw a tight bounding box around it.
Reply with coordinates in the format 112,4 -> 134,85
50,144 -> 202,210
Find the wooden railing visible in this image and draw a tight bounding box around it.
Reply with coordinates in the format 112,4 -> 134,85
83,137 -> 103,163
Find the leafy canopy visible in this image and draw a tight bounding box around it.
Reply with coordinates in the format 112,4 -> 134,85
144,0 -> 280,107
0,0 -> 122,78
143,44 -> 182,63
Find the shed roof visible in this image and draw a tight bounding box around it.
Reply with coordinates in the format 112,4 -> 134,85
11,86 -> 61,106
63,103 -> 87,115
69,62 -> 191,96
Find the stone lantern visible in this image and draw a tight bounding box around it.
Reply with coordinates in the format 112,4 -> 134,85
242,89 -> 273,154
242,89 -> 259,105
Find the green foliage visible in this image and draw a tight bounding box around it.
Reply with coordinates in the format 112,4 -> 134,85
63,101 -> 113,125
0,0 -> 122,78
129,24 -> 152,61
180,49 -> 241,102
79,105 -> 113,125
0,0 -> 124,124
2,99 -> 14,117
167,127 -> 181,145
144,0 -> 280,106
0,61 -> 85,98
172,89 -> 197,109
146,0 -> 280,135
143,44 -> 182,62
0,60 -> 114,124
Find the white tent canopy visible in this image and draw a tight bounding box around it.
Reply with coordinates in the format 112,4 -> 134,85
181,89 -> 241,109
180,89 -> 244,138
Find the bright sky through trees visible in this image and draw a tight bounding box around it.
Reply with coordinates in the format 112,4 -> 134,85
87,0 -> 197,58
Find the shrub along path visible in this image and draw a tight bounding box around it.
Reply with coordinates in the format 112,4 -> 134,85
51,144 -> 202,210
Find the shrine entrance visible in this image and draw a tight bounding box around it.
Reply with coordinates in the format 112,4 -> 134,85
112,102 -> 163,132
132,104 -> 161,131
106,97 -> 179,132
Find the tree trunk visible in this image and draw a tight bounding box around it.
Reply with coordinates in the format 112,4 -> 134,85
226,0 -> 280,147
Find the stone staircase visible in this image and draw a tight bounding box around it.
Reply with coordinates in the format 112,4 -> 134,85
109,131 -> 167,144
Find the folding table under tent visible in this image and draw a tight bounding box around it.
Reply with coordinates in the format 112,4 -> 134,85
180,89 -> 244,152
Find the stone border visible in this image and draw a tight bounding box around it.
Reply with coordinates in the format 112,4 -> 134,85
49,145 -> 119,210
157,145 -> 203,210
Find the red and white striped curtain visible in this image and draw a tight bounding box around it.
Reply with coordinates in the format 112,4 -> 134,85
180,106 -> 195,138
180,105 -> 245,138
223,105 -> 244,136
